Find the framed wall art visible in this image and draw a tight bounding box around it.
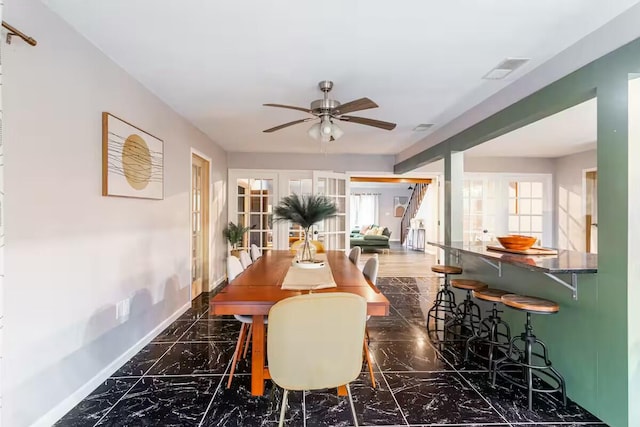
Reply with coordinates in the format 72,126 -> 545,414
102,112 -> 164,200
393,196 -> 409,217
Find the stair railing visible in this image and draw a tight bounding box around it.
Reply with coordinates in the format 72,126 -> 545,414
400,183 -> 429,245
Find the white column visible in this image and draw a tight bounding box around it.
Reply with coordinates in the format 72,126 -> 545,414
0,2 -> 5,422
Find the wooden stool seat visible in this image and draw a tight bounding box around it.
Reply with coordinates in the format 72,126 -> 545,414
451,279 -> 488,291
431,265 -> 463,275
501,294 -> 559,314
473,288 -> 511,303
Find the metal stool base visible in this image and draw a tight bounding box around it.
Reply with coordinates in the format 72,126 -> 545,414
443,290 -> 483,343
464,304 -> 511,377
492,313 -> 567,410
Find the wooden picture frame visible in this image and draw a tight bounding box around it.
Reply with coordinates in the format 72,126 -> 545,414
102,112 -> 164,200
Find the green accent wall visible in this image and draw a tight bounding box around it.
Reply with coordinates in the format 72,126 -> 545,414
399,38 -> 640,427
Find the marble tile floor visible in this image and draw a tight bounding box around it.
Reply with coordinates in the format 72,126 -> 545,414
56,277 -> 607,427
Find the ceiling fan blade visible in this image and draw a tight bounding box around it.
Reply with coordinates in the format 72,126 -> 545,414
334,97 -> 378,115
338,115 -> 397,131
263,118 -> 313,133
263,103 -> 312,114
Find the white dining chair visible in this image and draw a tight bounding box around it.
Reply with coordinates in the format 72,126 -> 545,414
362,254 -> 379,388
348,246 -> 361,266
250,244 -> 262,262
226,255 -> 267,388
268,293 -> 367,427
239,250 -> 253,269
363,255 -> 379,285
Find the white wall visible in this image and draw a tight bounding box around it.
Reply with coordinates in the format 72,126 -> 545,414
415,182 -> 439,253
464,155 -> 556,173
350,185 -> 412,240
554,149 -> 596,251
3,1 -> 228,426
228,152 -> 395,172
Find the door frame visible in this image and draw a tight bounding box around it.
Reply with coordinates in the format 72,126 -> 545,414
191,149 -> 212,297
583,167 -> 598,253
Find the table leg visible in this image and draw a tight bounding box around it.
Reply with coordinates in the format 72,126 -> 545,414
251,315 -> 266,395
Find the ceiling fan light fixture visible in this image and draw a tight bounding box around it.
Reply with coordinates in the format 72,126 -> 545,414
320,117 -> 333,135
307,123 -> 321,140
331,122 -> 344,140
265,80 -> 396,137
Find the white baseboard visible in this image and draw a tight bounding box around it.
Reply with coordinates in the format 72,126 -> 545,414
33,302 -> 191,427
209,275 -> 226,291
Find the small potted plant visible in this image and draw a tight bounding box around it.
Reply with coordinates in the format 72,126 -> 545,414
223,221 -> 253,257
274,194 -> 337,263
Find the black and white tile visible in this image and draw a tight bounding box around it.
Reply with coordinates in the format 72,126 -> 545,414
111,343 -> 173,377
147,342 -> 236,376
201,374 -> 303,427
54,378 -> 138,426
179,319 -> 242,342
461,371 -> 601,424
384,371 -> 506,425
96,376 -> 218,426
56,285 -> 607,427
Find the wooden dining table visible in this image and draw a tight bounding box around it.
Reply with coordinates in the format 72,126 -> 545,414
210,250 -> 390,395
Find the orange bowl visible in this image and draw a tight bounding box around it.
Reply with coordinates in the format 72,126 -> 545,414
497,235 -> 537,251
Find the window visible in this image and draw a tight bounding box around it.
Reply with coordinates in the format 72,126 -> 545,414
463,174 -> 550,246
350,194 -> 379,230
463,179 -> 496,243
508,181 -> 544,244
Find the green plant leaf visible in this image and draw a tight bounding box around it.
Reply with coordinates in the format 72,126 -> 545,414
273,194 -> 338,229
222,221 -> 254,246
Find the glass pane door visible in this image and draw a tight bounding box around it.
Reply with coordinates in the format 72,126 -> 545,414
508,180 -> 544,244
236,178 -> 274,251
313,171 -> 349,251
191,154 -> 209,300
463,178 -> 496,244
287,178 -> 312,248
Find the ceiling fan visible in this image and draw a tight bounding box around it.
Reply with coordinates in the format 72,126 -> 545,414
262,80 -> 397,142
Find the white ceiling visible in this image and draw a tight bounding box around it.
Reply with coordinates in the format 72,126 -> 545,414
44,0 -> 638,155
465,98 -> 597,158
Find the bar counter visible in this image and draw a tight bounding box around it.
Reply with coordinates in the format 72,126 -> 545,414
428,241 -> 597,274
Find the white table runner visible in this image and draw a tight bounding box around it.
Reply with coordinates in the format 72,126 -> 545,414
281,254 -> 338,290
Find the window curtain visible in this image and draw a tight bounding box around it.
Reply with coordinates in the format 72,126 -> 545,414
350,194 -> 379,230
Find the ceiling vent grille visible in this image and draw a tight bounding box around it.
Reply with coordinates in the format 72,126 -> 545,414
413,123 -> 434,132
483,57 -> 530,80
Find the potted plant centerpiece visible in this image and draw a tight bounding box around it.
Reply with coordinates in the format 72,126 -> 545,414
223,221 -> 253,257
274,194 -> 337,263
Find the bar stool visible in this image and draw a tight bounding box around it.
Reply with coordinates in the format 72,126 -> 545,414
444,279 -> 488,341
426,265 -> 463,336
464,288 -> 512,377
492,294 -> 567,411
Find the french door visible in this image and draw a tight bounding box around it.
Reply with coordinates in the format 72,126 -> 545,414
229,170 -> 278,252
313,171 -> 350,251
191,153 -> 210,299
463,174 -> 552,246
228,170 -> 351,251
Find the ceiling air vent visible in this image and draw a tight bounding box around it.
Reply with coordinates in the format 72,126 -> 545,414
483,58 -> 530,80
413,123 -> 434,132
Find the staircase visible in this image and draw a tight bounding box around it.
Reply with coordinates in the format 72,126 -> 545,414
400,183 -> 429,245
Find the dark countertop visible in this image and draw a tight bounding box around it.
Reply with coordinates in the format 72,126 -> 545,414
428,241 -> 598,274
